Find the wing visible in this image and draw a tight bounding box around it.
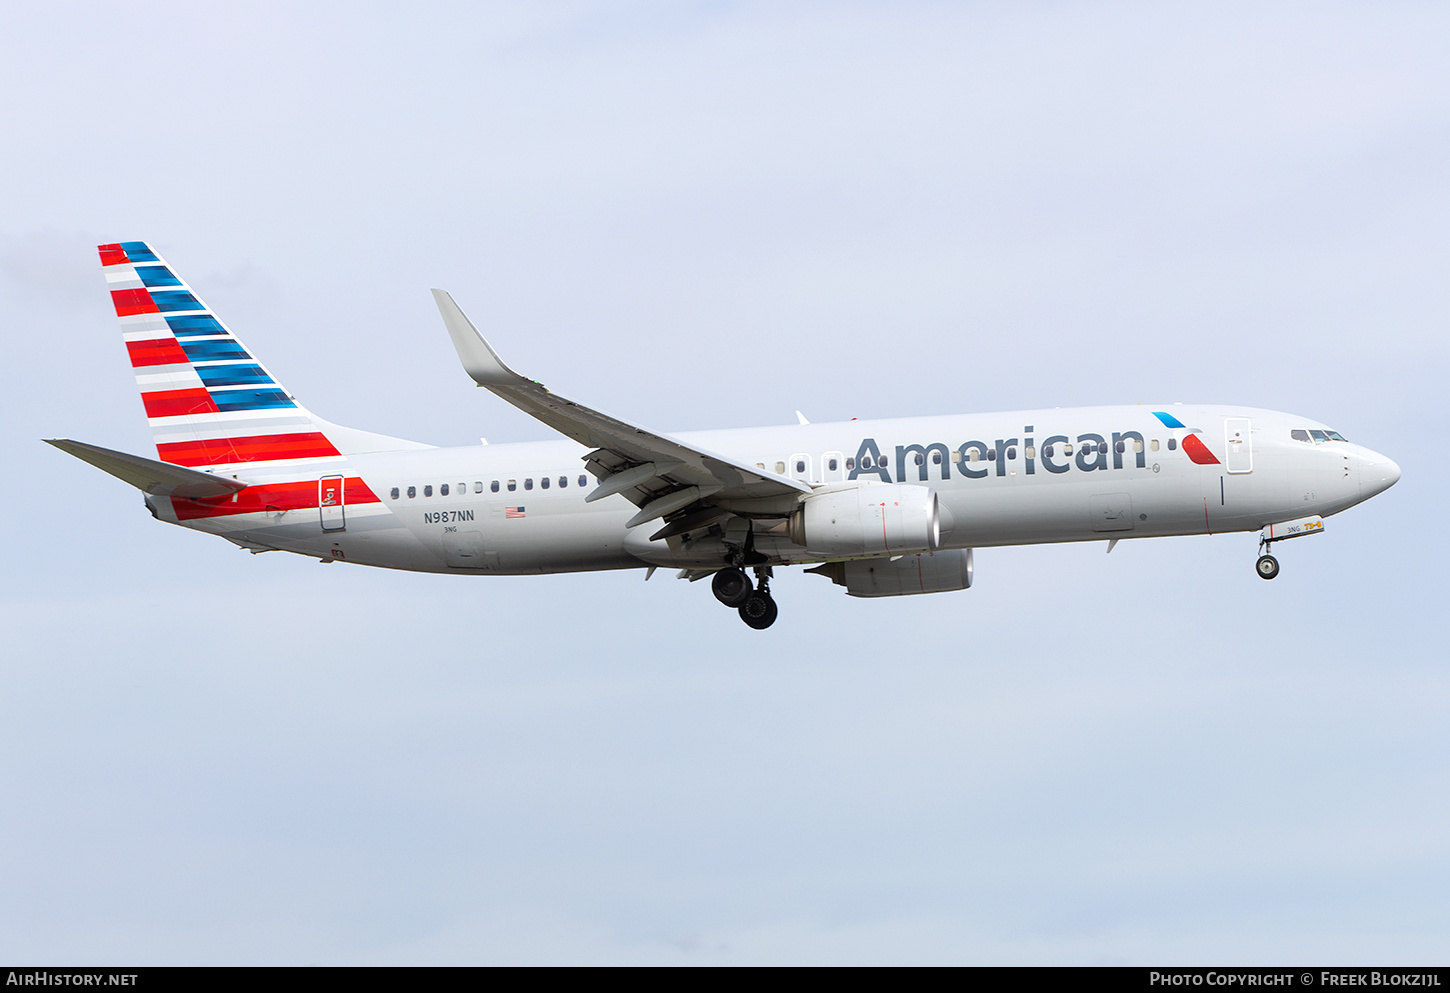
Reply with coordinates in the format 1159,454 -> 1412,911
432,290 -> 809,535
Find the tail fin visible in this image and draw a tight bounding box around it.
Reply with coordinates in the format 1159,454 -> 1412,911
100,241 -> 425,470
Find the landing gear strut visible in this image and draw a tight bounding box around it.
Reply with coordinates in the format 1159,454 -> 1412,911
737,565 -> 778,629
1255,534 -> 1281,580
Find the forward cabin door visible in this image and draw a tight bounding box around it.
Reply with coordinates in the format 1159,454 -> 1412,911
1224,418 -> 1253,474
319,474 -> 346,531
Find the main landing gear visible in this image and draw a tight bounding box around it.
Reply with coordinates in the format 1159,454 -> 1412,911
712,565 -> 778,629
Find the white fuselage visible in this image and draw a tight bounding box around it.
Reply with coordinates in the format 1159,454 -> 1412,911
150,403 -> 1400,575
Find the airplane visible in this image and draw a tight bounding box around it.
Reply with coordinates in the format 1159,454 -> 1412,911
48,241 -> 1402,629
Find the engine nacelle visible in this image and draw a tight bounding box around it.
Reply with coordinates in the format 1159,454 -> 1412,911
788,483 -> 941,556
809,548 -> 974,598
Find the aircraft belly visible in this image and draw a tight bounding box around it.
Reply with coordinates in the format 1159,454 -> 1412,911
188,510 -> 450,571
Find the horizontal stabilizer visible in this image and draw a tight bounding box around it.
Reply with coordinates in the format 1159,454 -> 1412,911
46,439 -> 248,498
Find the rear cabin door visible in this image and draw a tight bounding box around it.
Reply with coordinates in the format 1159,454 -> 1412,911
319,474 -> 346,531
1224,418 -> 1253,474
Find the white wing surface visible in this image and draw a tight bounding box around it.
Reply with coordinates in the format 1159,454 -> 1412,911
432,291 -> 809,534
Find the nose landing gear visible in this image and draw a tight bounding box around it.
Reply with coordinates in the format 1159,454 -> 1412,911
1254,516 -> 1325,580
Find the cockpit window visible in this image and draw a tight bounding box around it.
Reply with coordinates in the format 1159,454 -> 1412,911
1291,429 -> 1311,443
1326,430 -> 1348,442
1310,429 -> 1330,444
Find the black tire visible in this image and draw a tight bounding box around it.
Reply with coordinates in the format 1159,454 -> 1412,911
738,591 -> 779,629
1256,554 -> 1280,580
711,567 -> 753,607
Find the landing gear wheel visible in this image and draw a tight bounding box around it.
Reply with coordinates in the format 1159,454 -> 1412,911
1256,554 -> 1280,580
738,591 -> 778,629
712,567 -> 753,607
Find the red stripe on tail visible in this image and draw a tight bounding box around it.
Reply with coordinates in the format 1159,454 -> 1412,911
140,388 -> 220,418
157,432 -> 341,467
112,288 -> 158,316
126,338 -> 190,367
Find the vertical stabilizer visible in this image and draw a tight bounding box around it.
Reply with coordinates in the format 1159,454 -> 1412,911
101,241 -> 346,470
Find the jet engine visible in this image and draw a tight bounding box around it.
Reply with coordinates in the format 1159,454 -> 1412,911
807,548 -> 974,598
787,483 -> 941,556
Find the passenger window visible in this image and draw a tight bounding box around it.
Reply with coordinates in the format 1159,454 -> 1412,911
1006,447 -> 1016,460
1042,445 -> 1053,459
828,458 -> 839,471
775,461 -> 786,474
1291,429 -> 1311,442
559,476 -> 568,488
861,456 -> 873,469
914,453 -> 924,466
424,485 -> 433,497
1133,440 -> 1143,453
1025,447 -> 1035,459
390,487 -> 399,500
1168,438 -> 1177,451
988,449 -> 997,461
968,450 -> 979,463
1114,441 -> 1125,454
541,476 -> 550,489
507,480 -> 517,491
524,478 -> 533,490
1150,439 -> 1160,452
845,457 -> 855,471
1080,442 -> 1091,455
756,462 -> 765,470
1098,442 -> 1108,455
440,483 -> 449,496
407,486 -> 416,498
475,482 -> 483,493
458,482 -> 466,495
931,452 -> 941,465
490,480 -> 500,493
578,475 -> 588,487
795,460 -> 806,473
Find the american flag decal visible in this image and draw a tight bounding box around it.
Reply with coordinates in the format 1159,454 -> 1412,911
505,506 -> 526,519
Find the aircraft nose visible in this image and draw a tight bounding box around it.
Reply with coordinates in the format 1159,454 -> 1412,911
1359,450 -> 1401,498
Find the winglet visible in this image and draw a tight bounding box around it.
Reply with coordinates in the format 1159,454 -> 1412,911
432,289 -> 518,387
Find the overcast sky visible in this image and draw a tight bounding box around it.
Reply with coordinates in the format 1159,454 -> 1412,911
2,0 -> 1447,965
